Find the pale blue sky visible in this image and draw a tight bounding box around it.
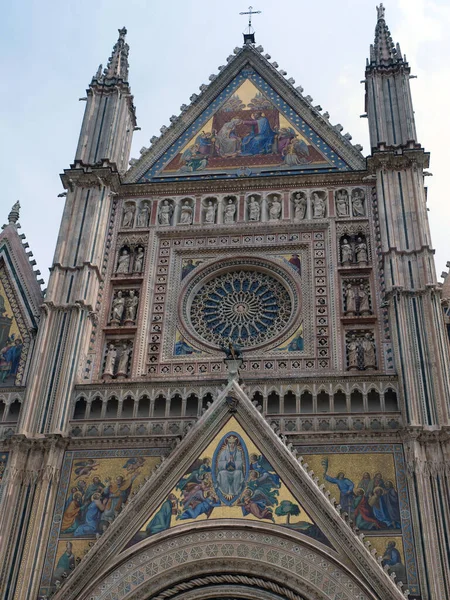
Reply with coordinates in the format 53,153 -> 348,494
2,0 -> 450,282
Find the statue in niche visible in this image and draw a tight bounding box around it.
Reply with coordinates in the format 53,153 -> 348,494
117,343 -> 132,377
362,333 -> 376,368
352,190 -> 366,217
293,193 -> 307,221
134,247 -> 145,273
341,238 -> 353,264
103,344 -> 117,378
137,203 -> 150,227
336,191 -> 349,217
355,237 -> 368,265
159,200 -> 173,225
345,284 -> 356,315
124,290 -> 139,324
248,196 -> 260,221
180,200 -> 193,225
224,199 -> 236,224
111,291 -> 125,324
358,284 -> 371,315
268,197 -> 281,221
312,192 -> 326,218
122,204 -> 135,228
347,334 -> 360,370
204,200 -> 216,224
116,249 -> 131,274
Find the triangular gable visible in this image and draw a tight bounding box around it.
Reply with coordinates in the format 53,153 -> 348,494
126,46 -> 365,184
48,381 -> 407,600
128,416 -> 331,549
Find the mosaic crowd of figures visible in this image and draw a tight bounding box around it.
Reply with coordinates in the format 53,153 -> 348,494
115,245 -> 145,275
335,188 -> 366,218
342,278 -> 372,316
71,385 -> 398,422
109,289 -> 140,326
340,233 -> 370,266
102,340 -> 133,379
119,188 -> 368,228
346,331 -> 377,371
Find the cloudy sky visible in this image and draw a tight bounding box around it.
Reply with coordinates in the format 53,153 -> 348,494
2,0 -> 449,282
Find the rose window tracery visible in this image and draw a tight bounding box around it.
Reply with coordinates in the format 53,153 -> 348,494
189,270 -> 293,348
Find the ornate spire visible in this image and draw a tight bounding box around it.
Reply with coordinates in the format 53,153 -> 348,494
369,4 -> 404,66
103,27 -> 129,80
3,201 -> 20,229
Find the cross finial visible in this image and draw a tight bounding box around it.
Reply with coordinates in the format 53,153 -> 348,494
240,6 -> 261,44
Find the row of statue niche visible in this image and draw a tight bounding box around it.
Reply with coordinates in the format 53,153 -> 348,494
335,189 -> 366,218
110,290 -> 140,326
122,202 -> 150,228
346,332 -> 376,370
344,281 -> 371,316
340,235 -> 369,266
115,246 -> 145,274
103,341 -> 133,379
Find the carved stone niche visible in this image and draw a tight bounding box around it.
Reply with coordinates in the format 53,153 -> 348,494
179,197 -> 194,225
335,189 -> 350,218
339,233 -> 369,266
345,330 -> 377,371
102,339 -> 133,380
109,289 -> 140,326
246,194 -> 261,222
267,193 -> 282,221
158,198 -> 174,226
122,201 -> 136,228
311,190 -> 327,219
291,191 -> 307,221
203,196 -> 218,224
223,195 -> 237,224
351,187 -> 366,217
342,278 -> 372,316
136,200 -> 150,228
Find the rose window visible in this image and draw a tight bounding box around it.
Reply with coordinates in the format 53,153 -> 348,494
189,270 -> 293,348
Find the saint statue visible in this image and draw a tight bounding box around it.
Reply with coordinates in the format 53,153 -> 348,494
122,204 -> 135,228
158,200 -> 172,225
224,199 -> 236,224
336,191 -> 349,217
345,284 -> 356,315
293,193 -> 307,221
312,192 -> 326,218
352,191 -> 366,217
362,334 -> 376,368
358,284 -> 371,315
217,435 -> 244,498
269,197 -> 281,221
103,344 -> 117,378
134,247 -> 144,273
341,239 -> 353,264
347,335 -> 359,370
111,291 -> 125,323
137,203 -> 149,227
116,249 -> 130,274
204,200 -> 216,224
124,290 -> 139,323
180,201 -> 193,225
355,237 -> 368,265
117,344 -> 132,377
248,196 -> 260,221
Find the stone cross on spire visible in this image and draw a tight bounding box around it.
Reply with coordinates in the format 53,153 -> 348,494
103,27 -> 129,80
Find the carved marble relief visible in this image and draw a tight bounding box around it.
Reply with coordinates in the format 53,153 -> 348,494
346,331 -> 377,370
110,289 -> 139,326
339,233 -> 370,266
103,340 -> 133,379
343,279 -> 372,316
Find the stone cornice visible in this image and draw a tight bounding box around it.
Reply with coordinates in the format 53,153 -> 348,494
367,146 -> 430,171
61,162 -> 122,191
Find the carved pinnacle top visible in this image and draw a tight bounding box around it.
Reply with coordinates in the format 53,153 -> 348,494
7,201 -> 20,227
368,4 -> 404,67
103,27 -> 129,81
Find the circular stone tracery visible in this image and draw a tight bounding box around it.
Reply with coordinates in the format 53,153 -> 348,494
189,269 -> 292,348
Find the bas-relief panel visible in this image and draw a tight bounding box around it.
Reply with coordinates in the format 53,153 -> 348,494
0,277 -> 25,387
128,418 -> 330,549
299,445 -> 419,595
40,449 -> 165,596
139,69 -> 350,182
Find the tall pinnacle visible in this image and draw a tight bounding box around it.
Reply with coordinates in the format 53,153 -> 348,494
369,4 -> 404,67
103,27 -> 129,80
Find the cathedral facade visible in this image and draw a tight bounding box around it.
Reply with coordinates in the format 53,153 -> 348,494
0,5 -> 449,600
